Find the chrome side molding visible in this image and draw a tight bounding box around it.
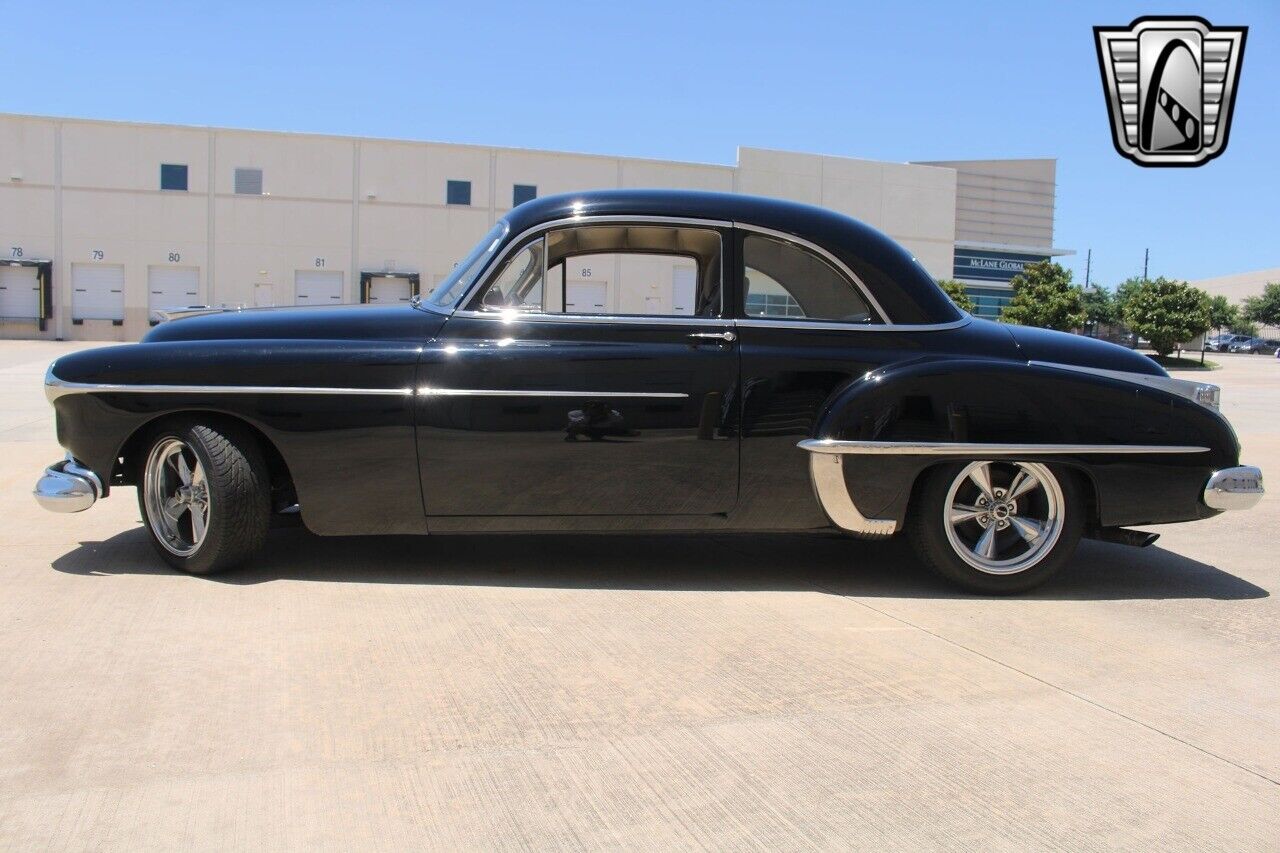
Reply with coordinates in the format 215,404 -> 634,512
1203,466 -> 1264,511
45,364 -> 415,403
418,387 -> 688,398
807,453 -> 897,539
34,455 -> 103,513
799,439 -> 1210,456
45,364 -> 691,403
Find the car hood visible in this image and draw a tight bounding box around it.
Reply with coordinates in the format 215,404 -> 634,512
994,321 -> 1165,376
142,303 -> 446,343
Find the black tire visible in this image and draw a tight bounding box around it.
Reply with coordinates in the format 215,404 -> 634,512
907,460 -> 1084,595
136,418 -> 270,574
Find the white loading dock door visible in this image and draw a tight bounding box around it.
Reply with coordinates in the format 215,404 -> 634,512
295,270 -> 343,305
0,266 -> 41,318
565,281 -> 607,313
672,266 -> 696,315
368,275 -> 412,303
148,266 -> 200,313
71,264 -> 126,321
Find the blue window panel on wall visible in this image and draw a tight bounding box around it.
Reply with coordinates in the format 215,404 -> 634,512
513,184 -> 537,207
446,180 -> 472,205
160,163 -> 188,191
963,284 -> 1013,319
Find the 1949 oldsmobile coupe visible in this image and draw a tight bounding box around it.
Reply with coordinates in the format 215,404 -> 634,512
35,190 -> 1264,593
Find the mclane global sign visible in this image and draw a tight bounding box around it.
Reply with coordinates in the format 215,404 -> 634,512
953,249 -> 1049,284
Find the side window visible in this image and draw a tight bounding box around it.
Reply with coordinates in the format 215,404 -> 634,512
743,234 -> 877,323
473,224 -> 722,318
479,238 -> 545,311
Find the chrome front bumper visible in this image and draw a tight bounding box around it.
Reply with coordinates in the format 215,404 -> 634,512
1203,466 -> 1264,511
34,455 -> 103,513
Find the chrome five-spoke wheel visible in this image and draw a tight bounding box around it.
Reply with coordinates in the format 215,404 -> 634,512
909,459 -> 1082,594
144,437 -> 211,557
943,461 -> 1064,575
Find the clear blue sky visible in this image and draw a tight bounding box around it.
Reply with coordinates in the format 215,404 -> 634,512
4,1 -> 1277,289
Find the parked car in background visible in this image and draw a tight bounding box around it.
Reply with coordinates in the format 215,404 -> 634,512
1228,337 -> 1280,355
1206,334 -> 1251,352
34,190 -> 1265,594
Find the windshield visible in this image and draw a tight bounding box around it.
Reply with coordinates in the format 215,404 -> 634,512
420,222 -> 509,308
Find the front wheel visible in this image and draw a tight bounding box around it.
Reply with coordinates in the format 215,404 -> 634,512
907,460 -> 1083,594
137,420 -> 270,574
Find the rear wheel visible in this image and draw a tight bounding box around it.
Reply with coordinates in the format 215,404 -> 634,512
137,420 -> 270,574
908,460 -> 1083,594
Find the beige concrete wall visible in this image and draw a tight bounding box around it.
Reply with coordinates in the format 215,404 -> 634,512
736,148 -> 957,279
0,113 -> 1063,341
1189,268 -> 1280,305
916,158 -> 1057,250
0,117 -> 57,339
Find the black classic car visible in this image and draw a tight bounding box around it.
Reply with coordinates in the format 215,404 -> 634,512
36,190 -> 1264,593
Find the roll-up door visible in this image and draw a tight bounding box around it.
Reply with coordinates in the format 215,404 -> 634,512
295,270 -> 343,304
565,281 -> 607,313
71,264 -> 126,321
0,266 -> 41,318
148,266 -> 200,313
367,275 -> 412,303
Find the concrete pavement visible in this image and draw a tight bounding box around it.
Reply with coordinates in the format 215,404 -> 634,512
1,341 -> 1277,850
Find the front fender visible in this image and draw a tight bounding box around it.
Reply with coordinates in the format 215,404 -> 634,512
45,339 -> 427,535
806,357 -> 1239,531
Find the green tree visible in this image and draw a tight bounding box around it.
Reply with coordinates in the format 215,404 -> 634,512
1241,282 -> 1280,328
1112,276 -> 1147,320
936,279 -> 975,313
1000,261 -> 1085,330
1206,294 -> 1239,334
1122,277 -> 1211,357
1081,286 -> 1118,327
1230,320 -> 1259,337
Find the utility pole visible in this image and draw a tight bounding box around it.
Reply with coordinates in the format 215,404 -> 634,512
1084,249 -> 1092,287
1143,248 -> 1149,280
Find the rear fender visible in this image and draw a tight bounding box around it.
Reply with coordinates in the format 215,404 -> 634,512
803,358 -> 1237,534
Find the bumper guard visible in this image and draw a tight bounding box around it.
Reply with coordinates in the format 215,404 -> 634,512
34,455 -> 103,513
1203,466 -> 1264,511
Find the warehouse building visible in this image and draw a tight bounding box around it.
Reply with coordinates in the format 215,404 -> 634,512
0,113 -> 1068,341
1189,267 -> 1280,305
1190,267 -> 1280,335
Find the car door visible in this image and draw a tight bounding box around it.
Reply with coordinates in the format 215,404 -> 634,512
415,218 -> 740,518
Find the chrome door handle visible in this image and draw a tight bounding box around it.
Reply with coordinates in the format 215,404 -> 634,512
688,331 -> 736,342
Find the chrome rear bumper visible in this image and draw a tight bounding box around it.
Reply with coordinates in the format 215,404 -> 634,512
1203,466 -> 1264,511
34,456 -> 103,513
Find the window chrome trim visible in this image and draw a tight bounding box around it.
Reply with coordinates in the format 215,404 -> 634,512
451,308 -> 735,327
799,439 -> 1210,455
737,316 -> 972,333
734,221 -> 891,325
418,388 -> 687,398
455,214 -> 733,313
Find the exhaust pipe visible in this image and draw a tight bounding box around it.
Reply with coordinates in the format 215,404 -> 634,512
1091,527 -> 1160,548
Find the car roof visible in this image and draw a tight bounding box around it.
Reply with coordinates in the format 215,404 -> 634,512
502,189 -> 962,325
